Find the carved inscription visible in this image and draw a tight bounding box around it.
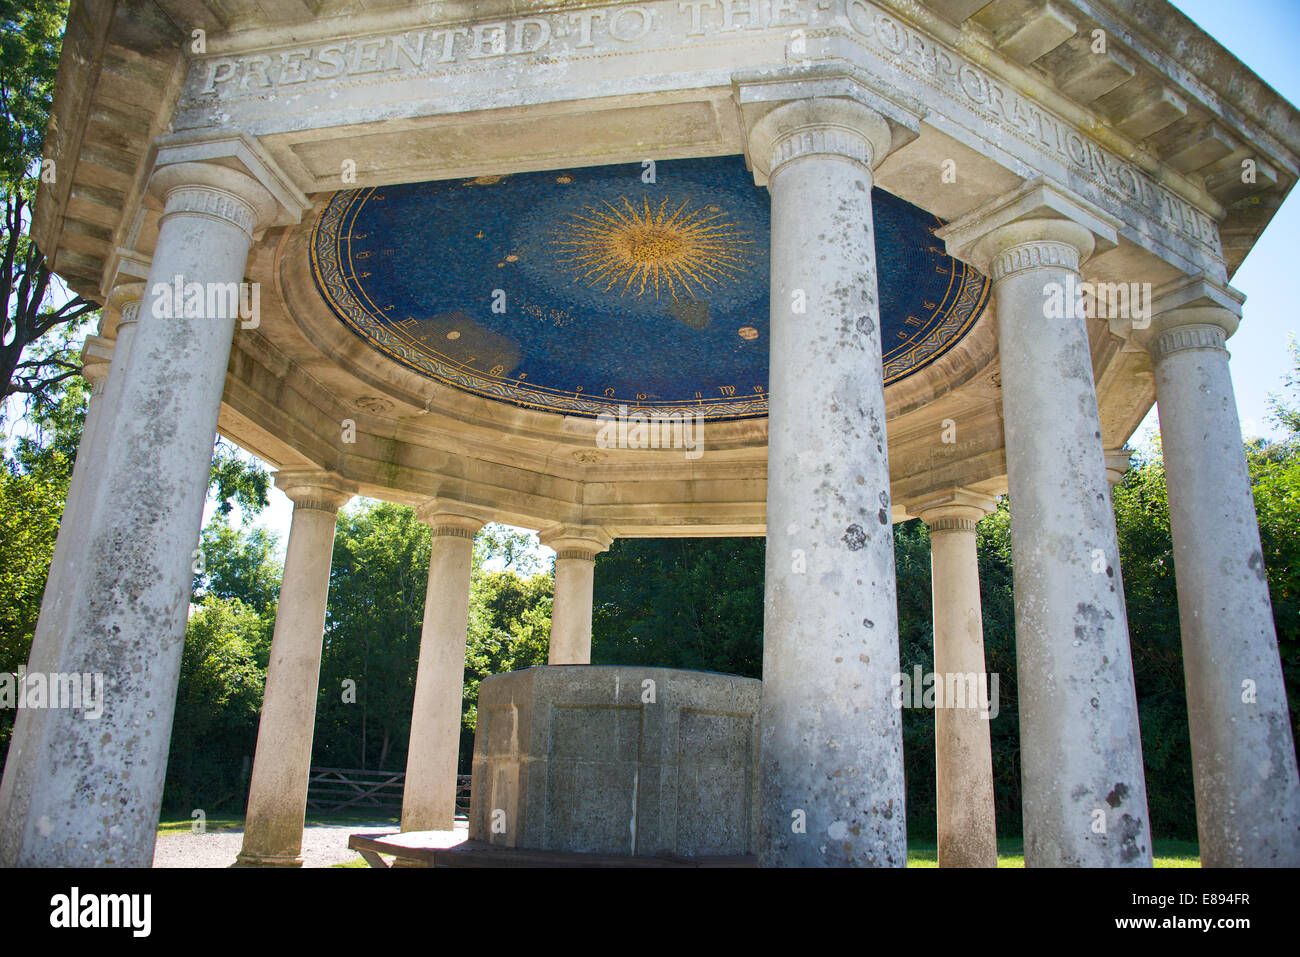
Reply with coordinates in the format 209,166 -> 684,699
186,0 -> 1217,253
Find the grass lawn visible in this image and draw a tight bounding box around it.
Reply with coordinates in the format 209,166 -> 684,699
157,809 -> 399,837
906,838 -> 1200,868
156,814 -> 244,836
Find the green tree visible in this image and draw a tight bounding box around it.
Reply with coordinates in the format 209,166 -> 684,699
476,523 -> 542,575
974,502 -> 1023,837
163,596 -> 267,812
314,501 -> 430,771
194,515 -> 281,624
463,568 -> 553,732
0,375 -> 84,757
162,496 -> 279,809
208,438 -> 271,516
591,537 -> 765,676
1,0 -> 99,405
1250,338 -> 1300,738
893,518 -> 938,838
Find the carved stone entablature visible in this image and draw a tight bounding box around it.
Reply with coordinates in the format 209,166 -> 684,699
36,0 -> 1300,304
172,0 -> 1228,272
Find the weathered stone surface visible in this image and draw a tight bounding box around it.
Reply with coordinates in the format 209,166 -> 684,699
237,472 -> 354,866
1137,278 -> 1300,866
469,666 -> 760,858
915,491 -> 998,868
400,505 -> 487,833
749,93 -> 907,868
13,0 -> 1300,871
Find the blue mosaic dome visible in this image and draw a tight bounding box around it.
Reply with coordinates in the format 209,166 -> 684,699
310,156 -> 988,420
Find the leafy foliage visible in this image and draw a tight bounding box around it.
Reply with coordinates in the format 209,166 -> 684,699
163,597 -> 267,812
592,537 -> 764,676
208,438 -> 271,516
314,502 -> 430,772
0,375 -> 83,756
463,567 -> 552,733
0,0 -> 66,183
0,0 -> 99,407
193,514 -> 281,625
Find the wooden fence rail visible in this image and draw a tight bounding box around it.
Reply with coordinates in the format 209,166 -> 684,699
306,767 -> 472,817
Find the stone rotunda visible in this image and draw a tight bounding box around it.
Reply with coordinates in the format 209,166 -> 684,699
1,0 -> 1298,868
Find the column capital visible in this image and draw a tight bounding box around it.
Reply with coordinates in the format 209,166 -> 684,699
79,335 -> 115,392
539,524 -> 613,560
415,499 -> 490,538
100,248 -> 151,305
274,470 -> 356,514
910,488 -> 998,531
1116,273 -> 1244,360
734,65 -> 924,186
745,97 -> 894,183
146,130 -> 309,238
148,162 -> 282,241
936,178 -> 1120,276
1104,447 -> 1133,487
106,282 -> 148,335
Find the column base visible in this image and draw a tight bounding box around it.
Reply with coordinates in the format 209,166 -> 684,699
399,815 -> 456,833
232,853 -> 304,868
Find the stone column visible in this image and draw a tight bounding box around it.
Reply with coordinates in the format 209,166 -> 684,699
1141,277 -> 1300,866
747,97 -> 906,867
11,286 -> 144,685
400,505 -> 486,832
78,282 -> 148,518
539,525 -> 613,665
939,182 -> 1152,867
24,332 -> 115,647
237,472 -> 355,866
59,331 -> 116,534
0,289 -> 146,863
915,491 -> 998,868
1103,448 -> 1132,496
0,161 -> 279,867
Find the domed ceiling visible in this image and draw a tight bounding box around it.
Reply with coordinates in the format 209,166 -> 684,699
310,156 -> 989,420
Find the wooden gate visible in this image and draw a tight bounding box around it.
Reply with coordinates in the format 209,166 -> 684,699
306,767 -> 472,816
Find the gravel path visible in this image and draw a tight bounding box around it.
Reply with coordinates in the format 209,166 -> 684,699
152,821 -> 402,868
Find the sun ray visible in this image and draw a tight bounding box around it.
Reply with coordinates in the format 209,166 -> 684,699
550,195 -> 754,301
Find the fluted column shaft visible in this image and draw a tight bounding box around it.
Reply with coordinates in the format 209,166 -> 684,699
237,474 -> 354,866
401,510 -> 483,832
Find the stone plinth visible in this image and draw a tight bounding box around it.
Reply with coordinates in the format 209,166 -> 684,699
469,666 -> 760,858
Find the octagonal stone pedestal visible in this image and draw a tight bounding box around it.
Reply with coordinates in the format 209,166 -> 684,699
468,665 -> 760,858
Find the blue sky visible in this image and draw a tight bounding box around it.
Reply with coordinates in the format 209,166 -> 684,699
204,3 -> 1300,546
1155,0 -> 1300,442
